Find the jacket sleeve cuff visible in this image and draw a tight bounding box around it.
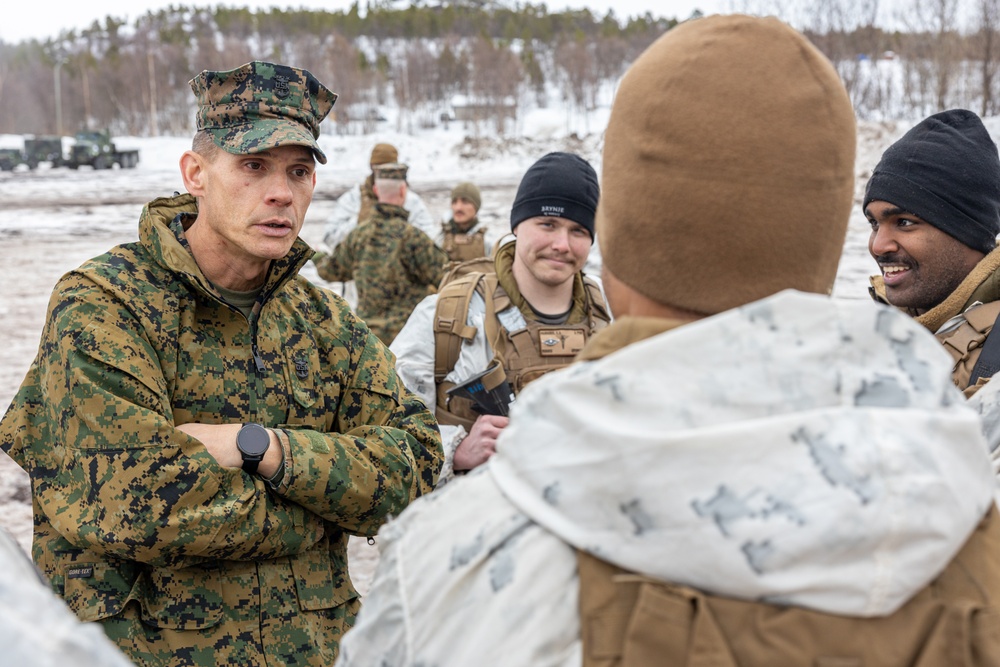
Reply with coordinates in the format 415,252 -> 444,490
266,428 -> 294,494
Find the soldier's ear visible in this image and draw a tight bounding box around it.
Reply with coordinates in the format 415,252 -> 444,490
180,150 -> 207,196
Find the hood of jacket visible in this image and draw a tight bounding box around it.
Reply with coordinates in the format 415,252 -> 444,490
139,193 -> 314,303
489,289 -> 995,617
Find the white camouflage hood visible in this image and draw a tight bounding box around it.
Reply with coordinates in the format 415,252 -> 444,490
490,290 -> 995,617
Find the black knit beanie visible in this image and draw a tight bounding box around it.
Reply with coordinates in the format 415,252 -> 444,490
864,109 -> 1000,254
510,152 -> 599,239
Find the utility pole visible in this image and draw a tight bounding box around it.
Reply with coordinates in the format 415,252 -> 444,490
53,58 -> 65,136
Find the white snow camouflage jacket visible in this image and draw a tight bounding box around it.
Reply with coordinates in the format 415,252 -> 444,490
337,290 -> 996,667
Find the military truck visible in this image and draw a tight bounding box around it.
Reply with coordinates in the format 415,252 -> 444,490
0,136 -> 64,170
0,149 -> 23,171
23,137 -> 64,169
67,130 -> 139,170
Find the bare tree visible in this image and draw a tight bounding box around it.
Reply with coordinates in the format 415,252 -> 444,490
901,0 -> 960,112
393,40 -> 437,132
975,0 -> 1000,115
806,0 -> 890,118
554,37 -> 600,132
323,34 -> 372,136
467,37 -> 522,136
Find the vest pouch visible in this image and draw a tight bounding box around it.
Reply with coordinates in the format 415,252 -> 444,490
513,365 -> 563,393
290,538 -> 358,612
504,324 -> 589,393
63,559 -> 140,623
136,564 -> 224,630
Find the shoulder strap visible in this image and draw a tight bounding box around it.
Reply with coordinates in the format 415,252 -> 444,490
438,255 -> 495,291
968,303 -> 1000,387
583,276 -> 612,330
433,273 -> 486,382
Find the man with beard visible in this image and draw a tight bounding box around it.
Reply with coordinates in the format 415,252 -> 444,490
867,109 -> 1000,396
434,181 -> 499,264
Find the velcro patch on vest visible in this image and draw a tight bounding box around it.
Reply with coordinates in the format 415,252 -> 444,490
67,566 -> 94,579
539,328 -> 587,356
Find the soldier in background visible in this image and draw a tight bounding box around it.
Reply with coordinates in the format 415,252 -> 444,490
314,163 -> 447,345
323,142 -> 436,250
0,61 -> 442,666
434,181 -> 500,263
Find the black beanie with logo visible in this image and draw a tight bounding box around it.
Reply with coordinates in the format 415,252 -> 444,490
864,109 -> 1000,254
510,152 -> 599,239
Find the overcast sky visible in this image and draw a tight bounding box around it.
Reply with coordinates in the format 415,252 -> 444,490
1,0 -> 740,44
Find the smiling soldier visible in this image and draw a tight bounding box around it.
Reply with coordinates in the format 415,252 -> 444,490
866,109 -> 1000,396
0,60 -> 442,666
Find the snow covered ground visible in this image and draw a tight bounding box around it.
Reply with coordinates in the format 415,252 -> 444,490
0,113 -> 989,591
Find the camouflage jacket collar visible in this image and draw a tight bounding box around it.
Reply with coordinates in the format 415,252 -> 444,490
138,192 -> 313,303
373,202 -> 409,221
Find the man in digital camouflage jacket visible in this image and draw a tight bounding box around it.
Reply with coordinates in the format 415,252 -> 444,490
0,60 -> 443,667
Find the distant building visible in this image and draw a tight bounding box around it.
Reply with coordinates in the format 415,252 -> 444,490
449,94 -> 517,130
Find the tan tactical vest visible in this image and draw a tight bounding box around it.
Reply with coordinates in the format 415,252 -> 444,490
441,225 -> 488,264
433,271 -> 610,430
936,300 -> 1000,398
578,504 -> 1000,667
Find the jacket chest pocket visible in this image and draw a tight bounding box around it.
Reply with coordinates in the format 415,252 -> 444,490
281,345 -> 336,431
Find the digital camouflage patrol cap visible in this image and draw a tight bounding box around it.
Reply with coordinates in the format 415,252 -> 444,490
190,61 -> 337,164
374,162 -> 408,181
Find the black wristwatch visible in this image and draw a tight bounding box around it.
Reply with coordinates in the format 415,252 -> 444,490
236,423 -> 270,475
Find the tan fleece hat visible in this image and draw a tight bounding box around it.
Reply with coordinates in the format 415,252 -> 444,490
369,142 -> 398,167
597,15 -> 856,315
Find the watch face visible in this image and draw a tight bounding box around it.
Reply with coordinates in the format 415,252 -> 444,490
238,423 -> 270,458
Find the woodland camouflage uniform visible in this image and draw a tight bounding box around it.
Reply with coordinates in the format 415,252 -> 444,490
0,193 -> 443,666
0,61 -> 443,667
315,202 -> 447,345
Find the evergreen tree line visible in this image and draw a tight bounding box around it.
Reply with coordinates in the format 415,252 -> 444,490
4,0 -> 1000,139
0,2 -> 675,138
